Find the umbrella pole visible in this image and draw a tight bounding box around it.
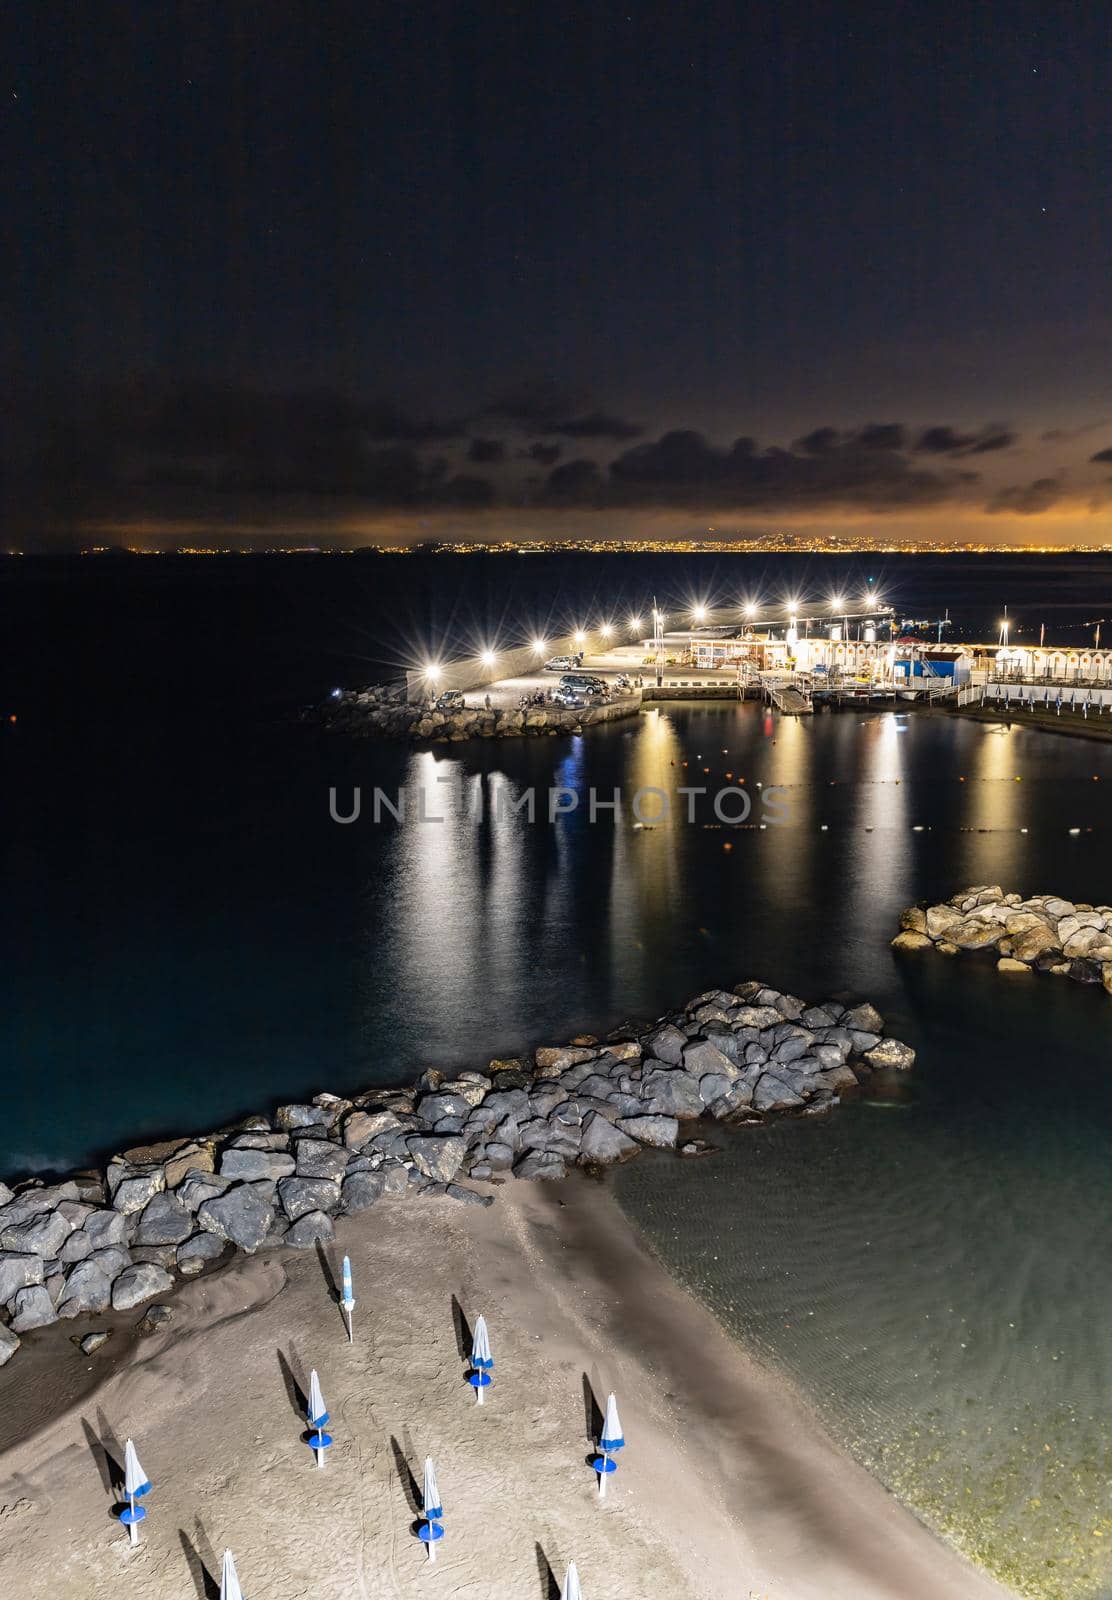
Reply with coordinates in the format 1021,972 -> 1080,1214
599,1449 -> 607,1499
315,1436 -> 324,1469
428,1535 -> 437,1564
128,1492 -> 137,1545
345,1306 -> 353,1343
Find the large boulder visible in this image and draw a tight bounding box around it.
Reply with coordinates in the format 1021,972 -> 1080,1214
890,930 -> 933,951
616,1115 -> 679,1148
407,1136 -> 467,1183
642,1024 -> 687,1066
135,1192 -> 194,1246
946,918 -> 1004,950
174,1171 -> 231,1211
1011,924 -> 1061,963
641,1068 -> 703,1119
0,1250 -> 45,1303
683,1039 -> 737,1080
82,1208 -> 129,1248
0,1326 -> 19,1366
275,1103 -> 334,1133
0,1208 -> 72,1258
513,1150 -> 566,1180
9,1284 -> 57,1332
112,1263 -> 174,1310
197,1186 -> 275,1252
343,1109 -> 403,1148
864,1037 -> 917,1071
292,1141 -> 350,1181
753,1074 -> 804,1111
578,1113 -> 640,1166
177,1232 -> 228,1270
56,1261 -> 114,1318
277,1177 -> 343,1221
219,1149 -> 296,1181
284,1211 -> 336,1248
108,1164 -> 165,1214
341,1170 -> 388,1211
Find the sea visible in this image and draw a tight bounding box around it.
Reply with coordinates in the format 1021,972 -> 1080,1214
2,550 -> 1110,1596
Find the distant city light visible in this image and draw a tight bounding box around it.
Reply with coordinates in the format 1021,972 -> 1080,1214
330,687 -> 342,698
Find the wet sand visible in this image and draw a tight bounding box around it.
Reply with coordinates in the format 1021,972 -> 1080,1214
0,1178 -> 1013,1599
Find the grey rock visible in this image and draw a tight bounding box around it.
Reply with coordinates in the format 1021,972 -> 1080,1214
1,1209 -> 73,1259
177,1232 -> 228,1267
284,1210 -> 336,1247
753,1074 -> 804,1111
80,1331 -> 111,1353
341,1170 -> 388,1211
277,1176 -> 342,1222
293,1141 -> 350,1181
641,1068 -> 703,1119
56,1261 -> 113,1317
801,1006 -> 835,1029
445,1184 -> 494,1207
174,1171 -> 231,1211
407,1135 -> 467,1183
130,1245 -> 178,1267
109,1167 -> 165,1214
847,1030 -> 881,1054
275,1103 -> 334,1132
616,1115 -> 679,1148
644,1023 -> 686,1065
89,1245 -> 132,1280
225,1131 -> 288,1151
381,1164 -> 409,1196
112,1263 -> 174,1310
843,1002 -> 885,1033
708,1083 -> 756,1120
60,1230 -> 94,1264
733,1005 -> 783,1029
416,1091 -> 471,1124
342,1108 -> 403,1148
579,1112 -> 640,1165
513,1150 -> 566,1180
0,1326 -> 19,1366
684,1039 -> 738,1079
220,1149 -> 296,1181
198,1186 -> 275,1252
81,1208 -> 129,1249
137,1303 -> 174,1333
0,1183 -> 11,1207
136,1191 -> 194,1246
0,1250 -> 45,1302
10,1284 -> 58,1332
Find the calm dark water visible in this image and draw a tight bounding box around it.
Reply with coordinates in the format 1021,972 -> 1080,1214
3,552 -> 1111,1593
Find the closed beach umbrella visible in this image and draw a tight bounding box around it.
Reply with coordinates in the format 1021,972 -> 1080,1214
220,1548 -> 244,1600
306,1368 -> 333,1468
468,1313 -> 493,1405
561,1560 -> 583,1600
593,1392 -> 625,1499
341,1255 -> 355,1343
119,1437 -> 150,1546
418,1454 -> 445,1563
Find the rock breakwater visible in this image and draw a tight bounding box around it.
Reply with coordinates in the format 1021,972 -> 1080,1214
894,883 -> 1112,991
0,979 -> 914,1368
313,685 -> 642,741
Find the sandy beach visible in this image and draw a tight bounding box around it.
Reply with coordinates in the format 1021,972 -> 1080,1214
0,1177 -> 1013,1600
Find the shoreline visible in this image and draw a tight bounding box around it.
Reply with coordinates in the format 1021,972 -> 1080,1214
0,1175 -> 1013,1600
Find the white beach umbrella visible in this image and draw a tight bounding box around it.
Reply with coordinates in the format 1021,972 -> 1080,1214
561,1560 -> 583,1600
341,1255 -> 355,1342
119,1437 -> 150,1546
594,1391 -> 625,1499
220,1547 -> 244,1600
469,1312 -> 493,1405
419,1455 -> 445,1563
306,1368 -> 333,1468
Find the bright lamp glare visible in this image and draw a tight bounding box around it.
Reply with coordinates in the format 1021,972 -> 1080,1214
830,594 -> 845,612
480,649 -> 496,668
532,637 -> 547,655
600,622 -> 612,638
629,615 -> 643,632
425,662 -> 441,681
693,604 -> 707,622
574,630 -> 586,644
743,601 -> 757,618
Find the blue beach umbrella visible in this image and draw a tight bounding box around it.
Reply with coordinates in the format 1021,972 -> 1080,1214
220,1548 -> 244,1600
417,1455 -> 445,1563
468,1313 -> 493,1405
307,1368 -> 333,1468
592,1393 -> 625,1499
561,1560 -> 584,1600
119,1437 -> 150,1546
341,1255 -> 355,1343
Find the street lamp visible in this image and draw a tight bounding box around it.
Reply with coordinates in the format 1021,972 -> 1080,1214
532,637 -> 548,657
480,649 -> 496,668
629,614 -> 643,633
693,604 -> 707,623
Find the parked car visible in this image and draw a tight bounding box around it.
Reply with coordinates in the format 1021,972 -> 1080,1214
434,689 -> 465,710
544,655 -> 578,671
560,673 -> 606,695
553,687 -> 585,707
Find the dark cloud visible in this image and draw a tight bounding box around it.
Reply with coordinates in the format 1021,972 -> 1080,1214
794,423 -> 905,454
986,477 -> 1063,515
485,382 -> 641,440
467,437 -> 506,463
542,459 -> 603,502
1042,421 -> 1106,442
545,411 -> 643,441
595,427 -> 971,511
521,441 -> 562,466
915,424 -> 1017,454
1090,446 -> 1112,463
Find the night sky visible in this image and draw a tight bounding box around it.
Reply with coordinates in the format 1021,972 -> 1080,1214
4,0 -> 1111,547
